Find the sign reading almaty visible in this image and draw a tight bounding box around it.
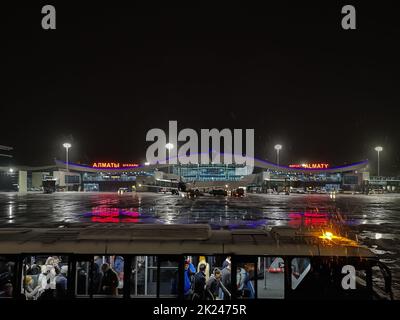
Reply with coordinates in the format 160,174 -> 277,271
92,162 -> 139,168
289,163 -> 330,169
146,121 -> 254,169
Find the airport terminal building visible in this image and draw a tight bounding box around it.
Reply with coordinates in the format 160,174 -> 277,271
1,153 -> 398,193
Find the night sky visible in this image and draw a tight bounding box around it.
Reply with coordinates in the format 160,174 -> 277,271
2,2 -> 400,174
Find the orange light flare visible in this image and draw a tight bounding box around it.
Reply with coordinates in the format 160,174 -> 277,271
317,230 -> 358,246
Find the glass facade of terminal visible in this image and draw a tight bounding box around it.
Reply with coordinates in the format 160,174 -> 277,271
284,173 -> 342,183
172,164 -> 248,182
82,173 -> 138,182
81,171 -> 153,192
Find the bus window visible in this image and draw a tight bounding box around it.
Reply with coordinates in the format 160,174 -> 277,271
75,260 -> 90,297
22,255 -> 68,300
93,255 -> 124,298
371,262 -> 392,300
183,255 -> 231,301
0,256 -> 15,298
291,257 -> 311,290
130,256 -> 157,297
236,262 -> 256,299
257,257 -> 284,299
159,258 -> 179,298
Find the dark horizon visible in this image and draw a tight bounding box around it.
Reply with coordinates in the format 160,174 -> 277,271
2,2 -> 400,174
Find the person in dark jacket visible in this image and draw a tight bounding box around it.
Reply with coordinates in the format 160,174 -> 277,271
192,263 -> 207,300
220,263 -> 231,299
100,263 -> 119,296
206,268 -> 224,300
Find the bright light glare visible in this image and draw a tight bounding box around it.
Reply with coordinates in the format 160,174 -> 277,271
324,231 -> 333,240
320,231 -> 334,241
274,144 -> 282,151
375,233 -> 382,240
374,146 -> 383,152
165,143 -> 174,150
63,143 -> 71,149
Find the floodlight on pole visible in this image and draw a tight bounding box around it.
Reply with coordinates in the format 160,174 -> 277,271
374,146 -> 383,176
274,144 -> 282,167
63,143 -> 72,172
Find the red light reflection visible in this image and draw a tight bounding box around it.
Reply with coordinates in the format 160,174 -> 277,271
87,206 -> 139,223
288,211 -> 329,228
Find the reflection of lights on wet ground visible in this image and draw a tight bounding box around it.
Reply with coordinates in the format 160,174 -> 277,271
8,204 -> 14,223
85,206 -> 140,223
164,212 -> 174,224
288,211 -> 329,227
375,233 -> 383,240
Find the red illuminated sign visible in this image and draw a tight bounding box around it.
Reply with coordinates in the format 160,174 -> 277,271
92,162 -> 139,168
289,163 -> 329,169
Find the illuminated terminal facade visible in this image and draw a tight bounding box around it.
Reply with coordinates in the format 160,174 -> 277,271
1,155 -> 399,193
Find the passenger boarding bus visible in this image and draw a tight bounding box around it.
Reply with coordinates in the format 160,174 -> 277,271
0,225 -> 393,300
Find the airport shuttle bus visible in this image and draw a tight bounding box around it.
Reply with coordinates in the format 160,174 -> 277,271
0,225 -> 393,300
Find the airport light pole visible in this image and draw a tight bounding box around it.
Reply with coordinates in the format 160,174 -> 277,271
374,146 -> 383,177
274,144 -> 282,167
166,143 -> 174,174
63,143 -> 71,172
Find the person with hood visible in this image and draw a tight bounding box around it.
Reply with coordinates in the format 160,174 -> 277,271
206,268 -> 229,300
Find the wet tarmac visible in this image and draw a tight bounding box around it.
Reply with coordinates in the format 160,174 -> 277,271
0,191 -> 399,298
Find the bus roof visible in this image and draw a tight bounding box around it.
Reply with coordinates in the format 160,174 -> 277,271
0,224 -> 375,258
